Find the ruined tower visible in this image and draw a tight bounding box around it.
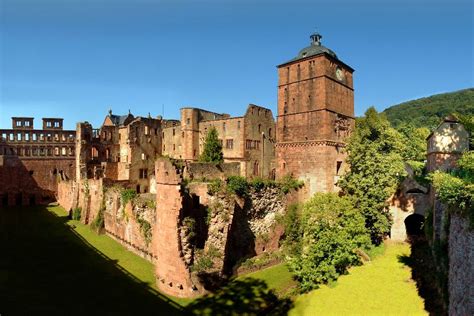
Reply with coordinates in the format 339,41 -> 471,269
276,32 -> 355,196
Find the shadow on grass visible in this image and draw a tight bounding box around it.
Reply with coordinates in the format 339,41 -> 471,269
0,206 -> 184,315
187,278 -> 293,316
397,236 -> 447,316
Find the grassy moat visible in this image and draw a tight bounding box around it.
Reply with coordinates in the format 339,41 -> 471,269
1,205 -> 430,315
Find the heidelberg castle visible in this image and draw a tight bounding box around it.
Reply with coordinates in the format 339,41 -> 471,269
0,32 -> 354,206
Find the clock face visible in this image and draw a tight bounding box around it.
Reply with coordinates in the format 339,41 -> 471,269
336,68 -> 344,81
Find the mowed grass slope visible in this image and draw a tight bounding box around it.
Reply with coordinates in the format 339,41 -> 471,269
0,205 -> 185,315
289,242 -> 427,316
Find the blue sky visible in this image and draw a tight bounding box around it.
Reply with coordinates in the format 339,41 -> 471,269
1,0 -> 472,130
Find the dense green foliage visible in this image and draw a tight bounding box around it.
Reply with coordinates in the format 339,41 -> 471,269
339,107 -> 406,244
431,152 -> 474,224
383,88 -> 474,129
396,123 -> 430,162
121,189 -> 137,206
187,278 -> 292,315
72,207 -> 82,220
287,193 -> 371,292
199,127 -> 224,163
226,176 -> 249,196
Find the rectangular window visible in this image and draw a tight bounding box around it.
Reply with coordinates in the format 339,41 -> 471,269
54,122 -> 60,128
226,139 -> 233,149
237,121 -> 241,129
246,139 -> 252,149
16,121 -> 22,127
145,126 -> 149,135
46,121 -> 52,128
17,133 -> 22,141
25,133 -> 30,141
61,147 -> 67,156
25,121 -> 30,127
187,118 -> 190,125
139,168 -> 148,179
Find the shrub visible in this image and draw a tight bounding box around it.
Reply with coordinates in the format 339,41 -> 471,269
207,179 -> 223,195
182,217 -> 196,239
72,207 -> 82,221
288,193 -> 371,292
121,189 -> 137,206
278,175 -> 304,194
226,176 -> 249,196
90,208 -> 104,233
137,218 -> 152,245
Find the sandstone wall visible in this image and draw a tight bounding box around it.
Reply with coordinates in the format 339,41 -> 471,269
184,162 -> 240,180
104,190 -> 156,262
448,213 -> 474,315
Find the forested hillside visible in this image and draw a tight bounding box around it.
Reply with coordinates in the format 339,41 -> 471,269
383,88 -> 474,129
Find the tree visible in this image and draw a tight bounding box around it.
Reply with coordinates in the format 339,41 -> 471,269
338,107 -> 406,244
199,127 -> 223,163
287,193 -> 371,292
396,123 -> 430,162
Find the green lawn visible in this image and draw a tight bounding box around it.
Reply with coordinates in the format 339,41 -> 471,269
238,262 -> 296,297
0,205 -> 185,315
1,205 -> 429,315
289,242 -> 427,316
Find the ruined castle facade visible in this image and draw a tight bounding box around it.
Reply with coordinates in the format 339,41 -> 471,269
0,117 -> 76,206
0,33 -> 352,206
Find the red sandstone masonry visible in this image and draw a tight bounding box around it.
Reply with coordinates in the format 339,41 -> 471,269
153,158 -> 204,297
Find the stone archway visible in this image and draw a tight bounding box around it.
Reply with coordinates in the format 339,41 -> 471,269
405,213 -> 425,236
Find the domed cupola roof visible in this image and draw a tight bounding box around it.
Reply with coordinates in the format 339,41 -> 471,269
281,32 -> 338,65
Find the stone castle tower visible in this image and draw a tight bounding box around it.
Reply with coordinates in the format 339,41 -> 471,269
276,32 -> 355,196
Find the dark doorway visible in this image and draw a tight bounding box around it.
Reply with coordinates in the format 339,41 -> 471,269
405,214 -> 425,236
15,193 -> 23,206
0,194 -> 7,207
29,195 -> 36,206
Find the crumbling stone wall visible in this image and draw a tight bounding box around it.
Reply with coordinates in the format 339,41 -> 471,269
153,158 -> 205,297
184,162 -> 240,180
448,213 -> 474,315
103,189 -> 156,261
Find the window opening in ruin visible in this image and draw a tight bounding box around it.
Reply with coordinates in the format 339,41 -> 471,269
54,133 -> 59,141
268,128 -> 272,137
32,133 -> 37,141
223,122 -> 226,131
47,148 -> 52,156
61,147 -> 67,156
237,121 -> 241,129
193,149 -> 196,157
25,121 -> 30,127
172,129 -> 175,136
173,144 -> 176,151
283,162 -> 286,169
182,131 -> 184,138
187,118 -> 190,125
9,133 -> 13,141
46,121 -> 52,128
40,147 -> 45,156
336,161 -> 342,175
141,153 -> 146,160
226,139 -> 233,149
16,121 -> 21,127
253,161 -> 259,176
163,144 -> 165,151
1,133 -> 6,140
139,168 -> 148,179
136,185 -> 141,193
91,147 -> 99,159
145,126 -> 149,135
47,134 -> 52,141
54,122 -> 60,128
258,124 -> 261,133
69,147 -> 74,156
17,133 -> 22,141
54,147 -> 60,156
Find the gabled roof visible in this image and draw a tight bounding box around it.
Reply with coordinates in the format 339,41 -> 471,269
103,112 -> 134,127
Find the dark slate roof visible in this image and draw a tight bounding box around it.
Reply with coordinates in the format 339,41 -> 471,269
109,114 -> 134,126
279,32 -> 339,66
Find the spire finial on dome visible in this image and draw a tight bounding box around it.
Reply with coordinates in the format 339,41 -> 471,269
310,31 -> 322,46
